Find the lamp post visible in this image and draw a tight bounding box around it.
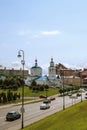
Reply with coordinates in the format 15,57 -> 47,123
62,69 -> 65,110
80,71 -> 82,102
72,70 -> 76,105
17,50 -> 25,129
45,85 -> 48,98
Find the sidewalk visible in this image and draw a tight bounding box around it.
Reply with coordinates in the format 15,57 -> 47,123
0,97 -> 42,109
0,95 -> 58,109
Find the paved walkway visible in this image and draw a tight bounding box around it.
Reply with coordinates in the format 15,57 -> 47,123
0,97 -> 42,109
0,95 -> 58,109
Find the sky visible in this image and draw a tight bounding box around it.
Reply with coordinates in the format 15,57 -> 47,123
0,0 -> 87,74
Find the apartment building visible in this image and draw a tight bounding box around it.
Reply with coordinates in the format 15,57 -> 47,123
0,66 -> 29,78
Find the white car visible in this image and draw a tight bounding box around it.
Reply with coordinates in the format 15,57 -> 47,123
40,103 -> 50,110
68,92 -> 72,96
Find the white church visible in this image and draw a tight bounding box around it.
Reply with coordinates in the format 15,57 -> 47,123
25,58 -> 62,88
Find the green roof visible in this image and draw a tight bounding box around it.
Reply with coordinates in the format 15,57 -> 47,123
31,66 -> 41,69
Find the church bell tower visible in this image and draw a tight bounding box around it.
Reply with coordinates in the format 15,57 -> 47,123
48,58 -> 56,79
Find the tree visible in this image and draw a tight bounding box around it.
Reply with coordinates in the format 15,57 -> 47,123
44,85 -> 49,98
0,79 -> 3,89
31,80 -> 37,86
59,88 -> 63,95
4,78 -> 9,89
2,93 -> 7,103
7,90 -> 13,101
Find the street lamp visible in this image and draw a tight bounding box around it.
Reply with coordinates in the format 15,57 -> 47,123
62,70 -> 65,110
80,71 -> 82,102
17,50 -> 25,129
72,70 -> 76,105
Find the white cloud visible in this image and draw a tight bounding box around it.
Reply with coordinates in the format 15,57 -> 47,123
17,29 -> 61,38
32,30 -> 61,39
41,30 -> 61,36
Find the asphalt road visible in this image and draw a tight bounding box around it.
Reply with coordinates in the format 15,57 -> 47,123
0,92 -> 86,130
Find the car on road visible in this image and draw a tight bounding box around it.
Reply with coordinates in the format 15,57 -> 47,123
40,103 -> 50,110
43,98 -> 51,103
84,88 -> 87,91
50,97 -> 55,101
68,92 -> 72,96
85,93 -> 87,99
6,111 -> 21,121
77,93 -> 81,97
85,93 -> 87,95
85,95 -> 87,99
39,95 -> 46,98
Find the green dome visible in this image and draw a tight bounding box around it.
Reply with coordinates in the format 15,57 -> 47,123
31,66 -> 41,69
31,59 -> 42,69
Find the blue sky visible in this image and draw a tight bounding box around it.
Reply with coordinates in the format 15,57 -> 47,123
0,0 -> 87,73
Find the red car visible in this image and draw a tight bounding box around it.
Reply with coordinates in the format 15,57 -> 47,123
50,97 -> 55,101
39,95 -> 46,98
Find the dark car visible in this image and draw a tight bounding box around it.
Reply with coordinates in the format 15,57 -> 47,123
43,98 -> 51,104
85,93 -> 87,95
85,95 -> 87,99
77,93 -> 81,97
6,111 -> 21,121
84,88 -> 87,91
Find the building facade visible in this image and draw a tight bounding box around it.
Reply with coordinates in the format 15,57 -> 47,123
48,58 -> 62,87
25,58 -> 62,87
30,59 -> 42,78
0,66 -> 29,78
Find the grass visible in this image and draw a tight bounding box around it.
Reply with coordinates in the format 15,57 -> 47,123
21,100 -> 87,130
0,87 -> 59,105
0,87 -> 59,97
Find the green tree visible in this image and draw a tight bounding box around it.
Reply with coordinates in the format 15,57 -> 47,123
31,80 -> 37,86
59,88 -> 63,95
0,79 -> 3,88
44,85 -> 49,98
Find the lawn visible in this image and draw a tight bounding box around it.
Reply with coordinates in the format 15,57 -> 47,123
0,87 -> 59,105
21,100 -> 87,130
0,87 -> 59,97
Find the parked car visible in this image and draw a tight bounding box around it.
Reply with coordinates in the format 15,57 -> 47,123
6,111 -> 21,121
40,103 -> 50,110
43,98 -> 51,103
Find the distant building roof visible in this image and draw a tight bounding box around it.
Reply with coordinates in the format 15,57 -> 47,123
36,76 -> 48,81
31,66 -> 41,69
31,59 -> 42,69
